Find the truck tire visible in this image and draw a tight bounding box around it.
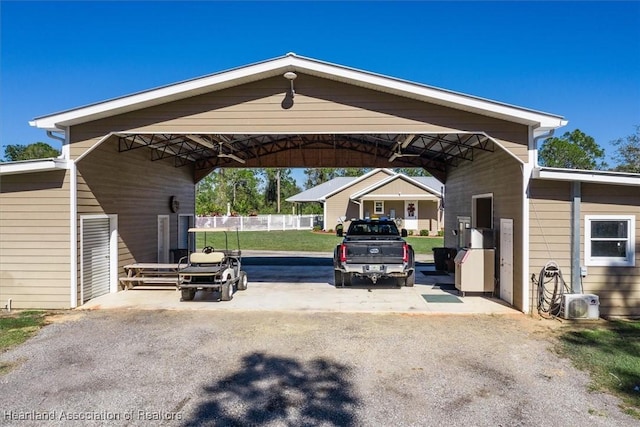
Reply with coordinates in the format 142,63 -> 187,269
334,270 -> 342,287
181,288 -> 196,301
237,271 -> 248,291
334,270 -> 351,287
221,280 -> 233,301
405,271 -> 415,287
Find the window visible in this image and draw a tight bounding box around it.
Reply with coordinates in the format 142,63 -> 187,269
585,215 -> 635,267
374,201 -> 384,215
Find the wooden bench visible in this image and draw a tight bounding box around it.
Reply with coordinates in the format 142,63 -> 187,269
120,263 -> 180,290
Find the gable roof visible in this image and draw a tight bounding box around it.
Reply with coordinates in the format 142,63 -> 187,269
30,53 -> 567,136
286,168 -> 443,202
350,173 -> 443,200
286,169 -> 396,202
286,177 -> 356,202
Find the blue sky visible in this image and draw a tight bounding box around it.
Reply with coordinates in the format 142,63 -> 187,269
1,1 -> 639,170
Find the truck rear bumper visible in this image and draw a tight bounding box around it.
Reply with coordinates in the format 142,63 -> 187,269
337,264 -> 411,277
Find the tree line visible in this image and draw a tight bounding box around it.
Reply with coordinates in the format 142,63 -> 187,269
3,126 -> 639,215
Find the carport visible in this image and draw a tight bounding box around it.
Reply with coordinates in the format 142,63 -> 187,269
2,53 -> 568,312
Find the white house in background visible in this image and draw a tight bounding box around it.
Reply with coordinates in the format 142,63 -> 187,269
287,168 -> 443,234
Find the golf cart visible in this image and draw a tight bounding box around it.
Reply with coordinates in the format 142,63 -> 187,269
177,228 -> 248,301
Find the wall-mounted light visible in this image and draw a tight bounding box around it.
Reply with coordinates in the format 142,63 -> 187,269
284,71 -> 297,97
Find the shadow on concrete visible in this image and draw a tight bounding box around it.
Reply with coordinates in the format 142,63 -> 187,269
183,352 -> 359,426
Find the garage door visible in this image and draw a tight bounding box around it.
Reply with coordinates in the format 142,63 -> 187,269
81,217 -> 111,303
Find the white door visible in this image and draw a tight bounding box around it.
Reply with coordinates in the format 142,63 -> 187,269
404,200 -> 418,230
81,216 -> 111,303
500,218 -> 514,305
157,215 -> 170,263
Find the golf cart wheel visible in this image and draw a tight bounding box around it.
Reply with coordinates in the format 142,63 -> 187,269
221,281 -> 233,301
181,288 -> 196,301
237,271 -> 248,291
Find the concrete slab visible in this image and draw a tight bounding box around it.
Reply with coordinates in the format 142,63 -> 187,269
81,252 -> 519,315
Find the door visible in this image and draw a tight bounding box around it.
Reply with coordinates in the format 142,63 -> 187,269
81,216 -> 112,303
158,215 -> 170,263
404,200 -> 418,230
500,218 -> 514,305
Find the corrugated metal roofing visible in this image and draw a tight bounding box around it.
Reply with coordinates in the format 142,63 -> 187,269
286,177 -> 357,202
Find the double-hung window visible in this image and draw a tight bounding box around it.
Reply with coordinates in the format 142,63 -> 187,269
374,201 -> 384,215
585,215 -> 635,267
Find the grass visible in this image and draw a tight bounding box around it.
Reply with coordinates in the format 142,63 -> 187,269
0,310 -> 48,374
556,320 -> 640,419
195,230 -> 444,255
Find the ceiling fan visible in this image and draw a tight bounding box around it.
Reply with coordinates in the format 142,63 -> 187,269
388,134 -> 420,162
186,134 -> 246,164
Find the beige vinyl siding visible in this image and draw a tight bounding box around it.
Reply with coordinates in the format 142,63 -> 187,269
529,180 -> 640,318
0,170 -> 71,309
74,135 -> 195,305
528,181 -> 573,314
68,75 -> 529,161
444,147 -> 524,309
580,183 -> 640,318
325,170 -> 393,229
418,200 -> 440,234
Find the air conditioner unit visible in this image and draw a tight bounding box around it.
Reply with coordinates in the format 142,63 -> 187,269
562,294 -> 600,320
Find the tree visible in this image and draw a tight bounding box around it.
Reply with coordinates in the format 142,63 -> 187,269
392,167 -> 431,177
303,168 -> 341,189
538,129 -> 607,170
2,142 -> 60,162
612,125 -> 640,173
260,168 -> 300,214
196,169 -> 262,216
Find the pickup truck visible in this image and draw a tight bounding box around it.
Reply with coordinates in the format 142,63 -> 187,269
333,219 -> 415,287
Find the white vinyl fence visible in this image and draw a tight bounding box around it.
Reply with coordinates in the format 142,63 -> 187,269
195,214 -> 322,231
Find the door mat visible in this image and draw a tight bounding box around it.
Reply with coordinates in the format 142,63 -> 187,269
421,271 -> 450,276
422,294 -> 463,303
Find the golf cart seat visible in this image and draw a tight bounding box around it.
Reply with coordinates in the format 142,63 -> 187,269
190,252 -> 225,265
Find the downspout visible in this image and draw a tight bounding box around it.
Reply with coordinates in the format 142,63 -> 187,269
62,128 -> 78,309
571,182 -> 582,293
522,128 -> 555,314
47,130 -> 69,160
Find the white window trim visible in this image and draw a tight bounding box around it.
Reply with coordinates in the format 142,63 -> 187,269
471,193 -> 493,229
374,200 -> 384,215
584,215 -> 635,267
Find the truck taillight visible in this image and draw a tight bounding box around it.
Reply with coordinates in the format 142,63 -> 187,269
339,244 -> 347,263
403,244 -> 409,263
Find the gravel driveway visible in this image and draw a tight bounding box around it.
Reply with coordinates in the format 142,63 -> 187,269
0,310 -> 636,426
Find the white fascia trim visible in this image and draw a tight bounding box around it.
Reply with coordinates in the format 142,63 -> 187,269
30,54 -> 567,132
358,194 -> 439,200
30,56 -> 295,131
350,174 -> 441,199
289,55 -> 567,129
533,167 -> 640,186
322,168 -> 395,199
0,158 -> 69,175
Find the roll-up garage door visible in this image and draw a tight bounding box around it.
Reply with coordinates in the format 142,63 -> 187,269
82,217 -> 111,303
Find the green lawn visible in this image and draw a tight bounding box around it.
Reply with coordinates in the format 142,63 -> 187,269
195,230 -> 444,255
0,311 -> 47,374
556,320 -> 640,419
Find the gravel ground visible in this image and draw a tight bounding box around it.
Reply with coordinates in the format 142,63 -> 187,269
0,310 -> 636,427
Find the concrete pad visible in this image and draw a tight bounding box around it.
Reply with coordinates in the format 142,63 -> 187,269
81,252 -> 519,315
